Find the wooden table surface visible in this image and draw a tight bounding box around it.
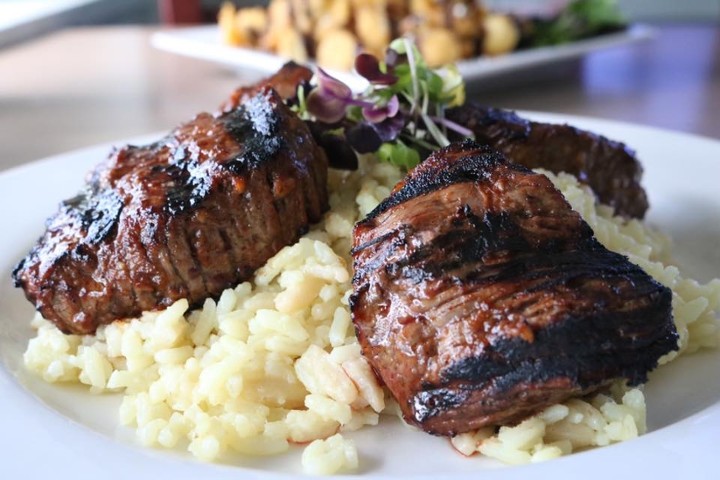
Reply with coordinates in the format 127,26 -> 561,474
0,23 -> 718,172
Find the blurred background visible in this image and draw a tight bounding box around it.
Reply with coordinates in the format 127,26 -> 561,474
0,0 -> 718,171
0,0 -> 718,48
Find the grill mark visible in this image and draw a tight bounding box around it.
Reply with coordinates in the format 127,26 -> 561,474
269,167 -> 307,245
14,87 -> 330,334
217,227 -> 239,276
137,212 -> 174,306
225,181 -> 256,276
351,227 -> 402,256
108,242 -> 140,318
166,218 -> 206,301
439,298 -> 675,388
199,211 -> 237,294
160,221 -> 191,302
299,146 -> 324,222
266,168 -> 290,245
49,263 -> 89,330
150,218 -> 189,304
211,182 -> 244,280
350,141 -> 677,436
250,166 -> 283,253
363,140 -> 514,222
182,217 -> 211,303
65,245 -> 101,326
129,225 -> 163,310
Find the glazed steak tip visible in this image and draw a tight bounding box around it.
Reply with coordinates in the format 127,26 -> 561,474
351,140 -> 677,436
446,105 -> 649,219
13,87 -> 328,335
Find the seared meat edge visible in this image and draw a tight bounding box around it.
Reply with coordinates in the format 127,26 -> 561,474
351,140 -> 677,435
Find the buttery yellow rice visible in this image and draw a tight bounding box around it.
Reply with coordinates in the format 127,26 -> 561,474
24,156 -> 720,473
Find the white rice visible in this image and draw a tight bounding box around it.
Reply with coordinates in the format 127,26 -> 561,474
24,157 -> 720,472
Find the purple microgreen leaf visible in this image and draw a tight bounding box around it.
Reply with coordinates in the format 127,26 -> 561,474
306,89 -> 349,124
346,122 -> 382,154
385,95 -> 400,117
306,121 -> 358,170
316,68 -> 353,101
362,95 -> 400,123
372,111 -> 405,142
355,53 -> 398,85
305,68 -> 354,123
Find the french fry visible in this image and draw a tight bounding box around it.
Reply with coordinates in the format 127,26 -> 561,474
218,2 -> 246,46
313,0 -> 352,41
316,29 -> 358,71
236,7 -> 269,38
268,0 -> 293,29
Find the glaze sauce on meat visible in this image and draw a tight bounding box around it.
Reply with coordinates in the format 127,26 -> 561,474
219,61 -> 313,113
351,141 -> 677,436
447,105 -> 649,218
13,87 -> 328,334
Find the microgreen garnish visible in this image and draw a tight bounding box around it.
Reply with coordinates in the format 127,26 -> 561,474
355,53 -> 397,86
295,37 -> 471,170
305,69 -> 354,124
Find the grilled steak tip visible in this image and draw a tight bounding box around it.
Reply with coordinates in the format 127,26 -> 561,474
14,86 -> 329,335
351,141 -> 676,436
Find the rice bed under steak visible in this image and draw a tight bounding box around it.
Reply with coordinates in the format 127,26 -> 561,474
24,157 -> 720,473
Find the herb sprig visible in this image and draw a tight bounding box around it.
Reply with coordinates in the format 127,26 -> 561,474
295,38 -> 472,170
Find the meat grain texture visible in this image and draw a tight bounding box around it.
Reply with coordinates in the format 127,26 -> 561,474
351,141 -> 678,436
13,87 -> 328,334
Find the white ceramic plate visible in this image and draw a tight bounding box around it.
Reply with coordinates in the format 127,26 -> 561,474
1,113 -> 719,480
151,25 -> 654,90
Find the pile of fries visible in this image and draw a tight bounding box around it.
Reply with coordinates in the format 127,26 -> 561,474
218,0 -> 521,70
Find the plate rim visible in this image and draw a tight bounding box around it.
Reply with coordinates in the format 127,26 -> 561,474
150,24 -> 655,90
1,112 -> 719,480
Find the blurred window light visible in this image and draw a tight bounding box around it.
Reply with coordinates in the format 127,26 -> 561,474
0,0 -> 97,31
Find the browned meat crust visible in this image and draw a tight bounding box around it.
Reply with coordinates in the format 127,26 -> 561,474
350,141 -> 677,436
447,104 -> 649,218
220,61 -> 313,113
13,87 -> 328,334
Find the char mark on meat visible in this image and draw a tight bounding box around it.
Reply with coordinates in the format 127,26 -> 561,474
221,61 -> 359,171
220,61 -> 313,113
447,104 -> 649,218
13,87 -> 328,334
350,141 -> 676,436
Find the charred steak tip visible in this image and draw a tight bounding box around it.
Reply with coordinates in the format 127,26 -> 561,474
351,141 -> 676,436
14,87 -> 329,335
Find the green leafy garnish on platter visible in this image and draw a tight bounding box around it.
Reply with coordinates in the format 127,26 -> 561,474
529,0 -> 627,47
